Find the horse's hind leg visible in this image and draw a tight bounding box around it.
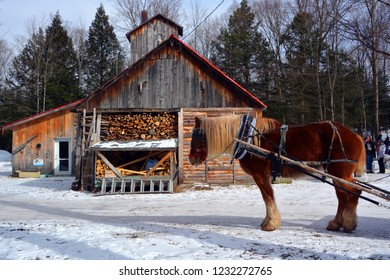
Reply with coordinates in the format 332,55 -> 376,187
327,188 -> 346,231
342,189 -> 360,233
328,183 -> 360,233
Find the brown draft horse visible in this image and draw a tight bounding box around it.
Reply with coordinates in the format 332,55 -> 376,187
188,115 -> 366,232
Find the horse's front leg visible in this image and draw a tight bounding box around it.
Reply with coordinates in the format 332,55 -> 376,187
240,156 -> 281,231
253,174 -> 281,231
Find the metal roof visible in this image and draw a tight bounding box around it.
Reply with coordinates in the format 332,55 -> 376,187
2,99 -> 84,132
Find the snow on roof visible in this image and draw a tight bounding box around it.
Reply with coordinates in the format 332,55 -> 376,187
90,139 -> 178,151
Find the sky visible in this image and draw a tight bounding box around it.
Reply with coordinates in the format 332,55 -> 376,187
0,0 -> 234,44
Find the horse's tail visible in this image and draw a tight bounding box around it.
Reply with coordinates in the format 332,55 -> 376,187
354,136 -> 366,177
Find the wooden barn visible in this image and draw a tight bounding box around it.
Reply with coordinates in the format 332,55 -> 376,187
2,13 -> 267,193
73,13 -> 267,194
2,99 -> 83,177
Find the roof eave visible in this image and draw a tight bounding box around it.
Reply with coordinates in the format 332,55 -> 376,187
2,98 -> 84,131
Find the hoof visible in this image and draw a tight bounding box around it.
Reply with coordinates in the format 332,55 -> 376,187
261,218 -> 280,231
326,220 -> 341,231
342,217 -> 357,233
261,225 -> 277,231
342,224 -> 357,233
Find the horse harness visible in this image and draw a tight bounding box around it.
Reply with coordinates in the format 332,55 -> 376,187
231,115 -> 257,162
233,117 -> 357,180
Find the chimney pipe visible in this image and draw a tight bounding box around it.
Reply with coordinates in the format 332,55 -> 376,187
141,10 -> 148,24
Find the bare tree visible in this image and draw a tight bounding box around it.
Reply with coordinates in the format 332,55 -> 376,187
317,0 -> 355,122
252,0 -> 291,121
69,21 -> 88,95
312,0 -> 333,121
0,7 -> 13,81
355,48 -> 370,131
344,0 -> 390,134
182,0 -> 223,59
183,0 -> 208,49
0,38 -> 12,81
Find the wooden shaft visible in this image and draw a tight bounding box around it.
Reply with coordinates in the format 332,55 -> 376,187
234,138 -> 389,201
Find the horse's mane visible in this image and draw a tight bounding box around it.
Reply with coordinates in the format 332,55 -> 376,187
202,115 -> 281,157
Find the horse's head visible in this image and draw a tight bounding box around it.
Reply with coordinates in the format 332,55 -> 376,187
189,117 -> 207,165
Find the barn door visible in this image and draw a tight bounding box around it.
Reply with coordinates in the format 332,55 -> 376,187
54,138 -> 71,175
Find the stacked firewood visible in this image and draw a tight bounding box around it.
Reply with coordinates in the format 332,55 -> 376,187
96,159 -> 109,178
95,155 -> 171,178
100,112 -> 177,141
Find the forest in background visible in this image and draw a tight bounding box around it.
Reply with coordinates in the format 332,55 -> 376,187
0,0 -> 389,150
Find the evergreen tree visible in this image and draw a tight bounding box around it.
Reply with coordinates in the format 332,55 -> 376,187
84,4 -> 124,94
6,13 -> 80,114
211,0 -> 273,99
6,28 -> 46,115
281,11 -> 320,123
44,12 -> 80,109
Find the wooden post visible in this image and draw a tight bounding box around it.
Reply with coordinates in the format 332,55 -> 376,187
178,109 -> 184,184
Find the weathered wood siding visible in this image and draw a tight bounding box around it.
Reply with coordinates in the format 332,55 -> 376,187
83,46 -> 262,111
180,108 -> 259,186
10,110 -> 76,175
129,15 -> 182,64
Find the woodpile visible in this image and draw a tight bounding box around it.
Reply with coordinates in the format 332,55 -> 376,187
96,159 -> 109,178
93,112 -> 177,179
96,151 -> 173,178
100,112 -> 177,141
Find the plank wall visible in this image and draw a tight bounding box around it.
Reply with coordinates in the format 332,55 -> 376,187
180,108 -> 259,186
10,109 -> 76,175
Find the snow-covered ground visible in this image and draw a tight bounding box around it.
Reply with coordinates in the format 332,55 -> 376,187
0,149 -> 389,262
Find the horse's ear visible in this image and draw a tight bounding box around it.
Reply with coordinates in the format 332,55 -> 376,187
195,117 -> 201,128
